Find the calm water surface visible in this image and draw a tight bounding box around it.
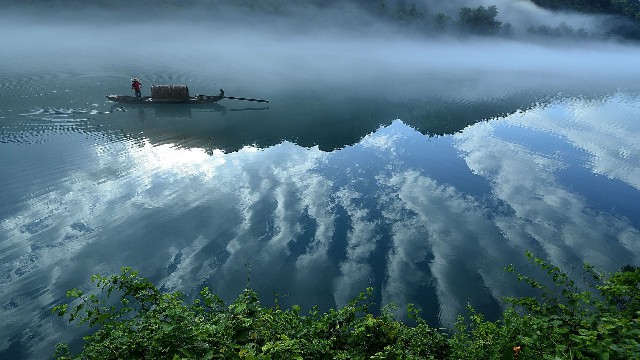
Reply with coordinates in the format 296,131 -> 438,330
2,23 -> 640,359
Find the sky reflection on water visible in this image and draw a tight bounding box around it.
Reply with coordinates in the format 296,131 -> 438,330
1,92 -> 639,358
3,16 -> 640,358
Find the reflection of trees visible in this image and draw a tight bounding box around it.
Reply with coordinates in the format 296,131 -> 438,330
0,91 -> 546,154
77,92 -> 543,154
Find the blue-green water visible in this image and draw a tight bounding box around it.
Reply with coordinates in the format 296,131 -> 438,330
2,20 -> 640,359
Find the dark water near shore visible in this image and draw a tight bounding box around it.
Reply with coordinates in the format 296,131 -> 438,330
2,21 -> 640,359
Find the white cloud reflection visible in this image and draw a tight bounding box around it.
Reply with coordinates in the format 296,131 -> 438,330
378,171 -> 518,325
454,93 -> 640,272
2,95 -> 640,357
504,93 -> 640,190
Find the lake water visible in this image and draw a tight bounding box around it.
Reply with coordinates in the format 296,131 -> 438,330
2,20 -> 640,359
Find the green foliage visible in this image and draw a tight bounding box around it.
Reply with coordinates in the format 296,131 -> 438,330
52,254 -> 640,359
52,269 -> 448,359
451,251 -> 640,359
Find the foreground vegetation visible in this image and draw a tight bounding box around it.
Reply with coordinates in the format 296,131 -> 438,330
52,252 -> 639,359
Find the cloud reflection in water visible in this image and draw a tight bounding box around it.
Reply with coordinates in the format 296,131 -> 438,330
455,93 -> 640,276
1,94 -> 640,357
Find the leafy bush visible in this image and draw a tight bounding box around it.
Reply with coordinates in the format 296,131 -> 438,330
51,268 -> 448,359
52,252 -> 639,359
450,251 -> 640,359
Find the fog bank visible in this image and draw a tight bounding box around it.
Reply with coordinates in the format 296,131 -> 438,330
2,0 -> 637,41
3,14 -> 640,103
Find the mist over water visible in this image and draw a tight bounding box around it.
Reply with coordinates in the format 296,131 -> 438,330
2,4 -> 640,359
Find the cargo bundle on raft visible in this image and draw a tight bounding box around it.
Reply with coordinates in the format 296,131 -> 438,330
106,85 -> 269,104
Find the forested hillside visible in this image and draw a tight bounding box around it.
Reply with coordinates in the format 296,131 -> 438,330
6,0 -> 640,40
530,0 -> 640,19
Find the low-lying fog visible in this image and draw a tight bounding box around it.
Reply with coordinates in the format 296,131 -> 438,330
2,4 -> 640,105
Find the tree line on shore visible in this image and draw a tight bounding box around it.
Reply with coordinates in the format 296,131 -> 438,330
9,0 -> 640,40
369,0 -> 640,40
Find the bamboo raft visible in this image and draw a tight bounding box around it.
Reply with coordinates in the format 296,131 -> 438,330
106,85 -> 269,104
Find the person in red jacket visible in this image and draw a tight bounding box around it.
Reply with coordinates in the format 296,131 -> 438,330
131,78 -> 142,99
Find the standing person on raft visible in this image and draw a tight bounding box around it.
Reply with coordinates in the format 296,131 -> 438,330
131,78 -> 142,100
